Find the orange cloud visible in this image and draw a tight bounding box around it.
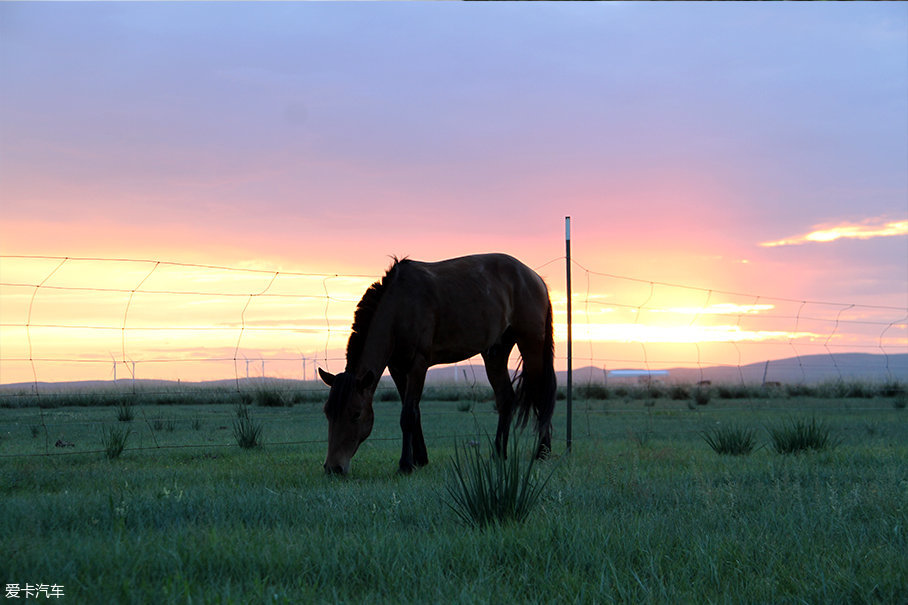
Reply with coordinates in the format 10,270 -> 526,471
761,219 -> 908,247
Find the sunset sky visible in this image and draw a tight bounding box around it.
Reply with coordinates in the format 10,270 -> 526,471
1,3 -> 906,385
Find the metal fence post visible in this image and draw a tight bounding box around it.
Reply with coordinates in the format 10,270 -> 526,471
565,216 -> 572,453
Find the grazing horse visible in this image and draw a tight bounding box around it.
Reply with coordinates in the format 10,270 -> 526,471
318,253 -> 557,475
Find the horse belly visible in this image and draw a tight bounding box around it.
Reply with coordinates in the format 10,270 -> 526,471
428,309 -> 510,365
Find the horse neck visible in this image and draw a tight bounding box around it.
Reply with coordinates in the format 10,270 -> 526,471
350,304 -> 394,384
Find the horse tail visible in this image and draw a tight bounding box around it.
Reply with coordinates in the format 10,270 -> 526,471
537,300 -> 557,436
515,299 -> 557,439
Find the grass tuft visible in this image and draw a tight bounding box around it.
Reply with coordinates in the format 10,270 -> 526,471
768,417 -> 837,454
100,425 -> 131,459
254,389 -> 288,407
115,402 -> 134,422
443,432 -> 555,529
880,381 -> 905,398
151,416 -> 176,432
578,383 -> 610,400
701,423 -> 756,455
669,384 -> 691,401
233,413 -> 262,449
716,384 -> 750,399
693,387 -> 712,406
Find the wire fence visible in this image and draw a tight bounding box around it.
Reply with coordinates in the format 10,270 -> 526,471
1,254 -> 905,394
564,258 -> 907,386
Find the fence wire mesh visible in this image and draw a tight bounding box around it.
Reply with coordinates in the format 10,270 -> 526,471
1,254 -> 904,391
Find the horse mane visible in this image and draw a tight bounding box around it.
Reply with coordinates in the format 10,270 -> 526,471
345,257 -> 405,372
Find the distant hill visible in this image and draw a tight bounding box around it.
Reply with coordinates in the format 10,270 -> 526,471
590,353 -> 907,385
2,353 -> 904,395
433,353 -> 907,386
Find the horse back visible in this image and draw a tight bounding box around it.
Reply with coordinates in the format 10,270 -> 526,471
388,254 -> 549,365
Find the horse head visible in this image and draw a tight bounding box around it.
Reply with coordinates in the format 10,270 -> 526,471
318,367 -> 376,475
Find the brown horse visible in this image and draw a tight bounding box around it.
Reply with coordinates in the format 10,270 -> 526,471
318,253 -> 556,475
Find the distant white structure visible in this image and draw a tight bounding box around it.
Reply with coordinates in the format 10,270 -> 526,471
606,369 -> 669,385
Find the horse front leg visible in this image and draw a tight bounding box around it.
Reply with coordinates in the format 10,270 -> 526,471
396,365 -> 427,474
398,403 -> 428,472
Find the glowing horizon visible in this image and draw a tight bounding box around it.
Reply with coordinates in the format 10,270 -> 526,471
1,255 -> 904,385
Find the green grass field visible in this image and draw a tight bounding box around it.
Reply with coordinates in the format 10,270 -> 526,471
1,387 -> 906,604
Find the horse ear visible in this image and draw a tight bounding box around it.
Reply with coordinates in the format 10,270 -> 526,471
357,370 -> 376,391
318,367 -> 335,386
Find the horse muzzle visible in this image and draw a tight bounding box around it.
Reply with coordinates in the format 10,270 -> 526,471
323,461 -> 350,476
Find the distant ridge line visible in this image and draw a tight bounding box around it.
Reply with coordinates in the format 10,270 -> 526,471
1,353 -> 904,394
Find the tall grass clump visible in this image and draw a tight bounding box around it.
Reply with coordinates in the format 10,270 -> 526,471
818,380 -> 875,399
716,383 -> 750,399
785,383 -> 816,398
115,402 -> 134,422
693,387 -> 711,406
443,433 -> 555,529
701,423 -> 756,455
456,400 -> 473,412
768,417 -> 837,454
233,413 -> 262,449
291,390 -> 326,405
895,394 -> 907,410
151,416 -> 176,432
578,383 -> 610,400
423,385 -> 465,402
668,384 -> 690,401
254,389 -> 288,407
881,380 -> 906,409
100,425 -> 131,459
880,381 -> 905,398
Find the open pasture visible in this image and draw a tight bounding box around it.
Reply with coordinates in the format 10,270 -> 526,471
1,387 -> 906,604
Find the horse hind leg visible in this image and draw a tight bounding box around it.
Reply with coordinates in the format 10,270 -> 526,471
535,418 -> 552,460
